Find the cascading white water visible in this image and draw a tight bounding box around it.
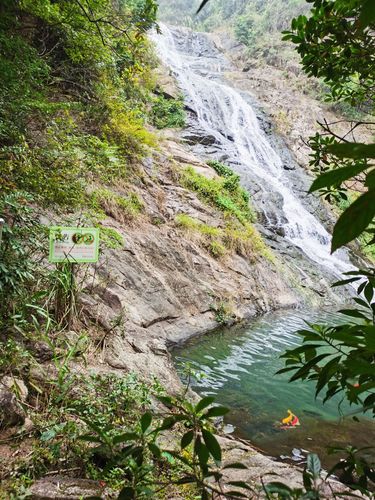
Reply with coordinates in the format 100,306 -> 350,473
151,25 -> 354,277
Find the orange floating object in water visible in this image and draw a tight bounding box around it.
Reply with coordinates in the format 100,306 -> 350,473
291,415 -> 300,426
281,409 -> 300,427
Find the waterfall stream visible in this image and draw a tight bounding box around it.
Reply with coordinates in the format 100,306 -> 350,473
152,25 -> 354,278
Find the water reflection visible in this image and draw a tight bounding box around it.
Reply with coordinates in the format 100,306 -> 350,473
173,309 -> 375,467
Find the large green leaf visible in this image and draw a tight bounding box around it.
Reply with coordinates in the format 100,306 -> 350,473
315,355 -> 342,397
359,0 -> 375,27
309,164 -> 368,193
307,453 -> 321,478
332,191 -> 375,252
140,412 -> 152,433
181,430 -> 194,449
195,396 -> 215,414
289,353 -> 332,382
113,432 -> 138,445
202,429 -> 222,462
326,142 -> 375,159
194,435 -> 209,466
202,406 -> 230,419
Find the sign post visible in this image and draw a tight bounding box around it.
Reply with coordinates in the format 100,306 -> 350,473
49,227 -> 100,328
49,227 -> 100,264
0,218 -> 4,250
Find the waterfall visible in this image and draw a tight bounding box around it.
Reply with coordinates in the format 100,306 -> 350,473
151,25 -> 354,278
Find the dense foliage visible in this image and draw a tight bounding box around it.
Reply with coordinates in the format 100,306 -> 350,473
0,0 -> 158,208
283,0 -> 375,251
276,0 -> 375,492
0,0 -> 160,332
151,95 -> 186,128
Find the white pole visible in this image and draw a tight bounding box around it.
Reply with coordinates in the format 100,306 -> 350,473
0,218 -> 4,250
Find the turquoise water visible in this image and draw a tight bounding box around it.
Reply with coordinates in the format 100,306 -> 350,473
173,310 -> 375,467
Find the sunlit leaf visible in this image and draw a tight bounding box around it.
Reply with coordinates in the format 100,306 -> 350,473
195,396 -> 215,414
307,453 -> 321,478
140,412 -> 152,433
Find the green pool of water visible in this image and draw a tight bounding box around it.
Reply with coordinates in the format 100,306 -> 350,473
172,309 -> 375,467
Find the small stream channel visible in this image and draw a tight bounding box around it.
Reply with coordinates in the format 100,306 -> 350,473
172,310 -> 375,468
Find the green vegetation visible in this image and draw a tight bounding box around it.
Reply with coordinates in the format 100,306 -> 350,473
175,213 -> 266,259
90,188 -> 144,222
209,299 -> 234,325
0,0 -> 158,209
176,163 -> 271,261
275,0 -> 375,495
151,95 -> 186,129
182,164 -> 255,225
0,337 -> 334,500
98,225 -> 125,250
158,0 -> 308,68
284,0 -> 375,252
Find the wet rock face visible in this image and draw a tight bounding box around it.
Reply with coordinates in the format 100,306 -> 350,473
182,129 -> 218,145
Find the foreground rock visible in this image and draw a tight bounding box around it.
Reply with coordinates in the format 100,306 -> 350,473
218,435 -> 353,498
0,378 -> 27,429
29,477 -> 109,499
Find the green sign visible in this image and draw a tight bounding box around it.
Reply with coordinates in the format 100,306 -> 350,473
49,227 -> 99,263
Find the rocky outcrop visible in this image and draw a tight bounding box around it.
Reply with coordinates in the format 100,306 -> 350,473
77,139 -> 298,392
218,435 -> 351,498
29,477 -> 110,499
0,382 -> 26,429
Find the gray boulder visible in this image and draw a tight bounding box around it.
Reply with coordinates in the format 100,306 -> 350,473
0,384 -> 25,428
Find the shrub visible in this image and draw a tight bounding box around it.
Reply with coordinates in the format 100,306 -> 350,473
103,105 -> 156,156
97,225 -> 124,249
0,192 -> 46,313
90,188 -> 144,223
175,214 -> 271,261
207,159 -> 238,180
150,95 -> 186,129
210,299 -> 234,324
223,222 -> 267,258
0,1 -> 158,209
209,240 -> 226,258
182,166 -> 255,224
175,214 -> 225,258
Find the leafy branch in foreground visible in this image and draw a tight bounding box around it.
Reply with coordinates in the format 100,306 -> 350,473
78,388 -> 354,499
278,270 -> 375,418
282,0 -> 375,253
